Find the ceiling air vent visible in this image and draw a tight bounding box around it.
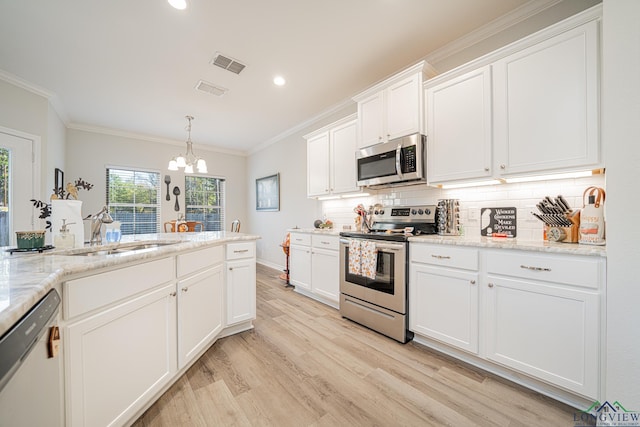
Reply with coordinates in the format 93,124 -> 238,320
211,52 -> 246,75
195,80 -> 228,97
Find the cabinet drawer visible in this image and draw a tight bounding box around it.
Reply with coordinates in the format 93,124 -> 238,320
290,232 -> 311,246
485,251 -> 601,289
312,234 -> 339,251
177,245 -> 223,277
411,244 -> 478,271
226,242 -> 256,260
64,258 -> 175,319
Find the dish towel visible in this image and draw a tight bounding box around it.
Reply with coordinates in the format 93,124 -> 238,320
348,240 -> 362,276
360,240 -> 378,279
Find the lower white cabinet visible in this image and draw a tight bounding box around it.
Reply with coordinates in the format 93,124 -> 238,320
484,250 -> 601,399
409,242 -> 604,401
290,232 -> 339,307
66,283 -> 177,427
177,246 -> 225,368
410,244 -> 479,354
177,264 -> 224,368
226,242 -> 257,326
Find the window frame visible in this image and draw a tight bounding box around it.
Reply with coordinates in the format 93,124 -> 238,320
184,174 -> 225,231
105,166 -> 162,236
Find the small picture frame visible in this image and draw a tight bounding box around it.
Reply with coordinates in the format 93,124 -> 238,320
256,173 -> 280,211
54,168 -> 64,193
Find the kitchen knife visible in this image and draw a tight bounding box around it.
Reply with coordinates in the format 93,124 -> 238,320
557,195 -> 572,213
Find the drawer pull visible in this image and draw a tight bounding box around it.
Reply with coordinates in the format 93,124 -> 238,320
520,264 -> 551,272
431,255 -> 451,260
170,291 -> 177,297
488,283 -> 494,288
320,241 -> 331,245
470,280 -> 476,285
182,287 -> 188,292
233,249 -> 249,253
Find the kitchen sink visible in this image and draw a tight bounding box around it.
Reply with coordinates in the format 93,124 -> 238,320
58,241 -> 180,256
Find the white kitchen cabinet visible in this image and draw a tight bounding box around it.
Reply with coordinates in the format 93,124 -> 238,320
305,115 -> 359,197
226,242 -> 257,326
409,244 -> 479,354
483,250 -> 602,399
289,232 -> 339,308
66,283 -> 177,427
425,66 -> 493,184
354,62 -> 425,148
492,20 -> 600,177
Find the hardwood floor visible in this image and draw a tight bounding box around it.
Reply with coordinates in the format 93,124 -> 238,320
133,264 -> 580,426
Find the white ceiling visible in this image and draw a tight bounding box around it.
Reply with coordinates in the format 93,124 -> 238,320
0,0 -> 545,153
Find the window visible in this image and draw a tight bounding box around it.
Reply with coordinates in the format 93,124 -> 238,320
106,168 -> 160,235
185,176 -> 225,231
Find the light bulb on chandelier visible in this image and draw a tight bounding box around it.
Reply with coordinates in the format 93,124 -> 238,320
168,115 -> 208,174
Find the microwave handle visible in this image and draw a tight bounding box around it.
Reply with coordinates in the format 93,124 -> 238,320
395,144 -> 403,179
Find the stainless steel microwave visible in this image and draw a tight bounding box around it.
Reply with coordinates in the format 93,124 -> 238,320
356,133 -> 426,187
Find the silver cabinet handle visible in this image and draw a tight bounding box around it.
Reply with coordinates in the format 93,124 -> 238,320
170,291 -> 177,297
470,280 -> 476,285
233,249 -> 249,253
520,264 -> 551,272
229,267 -> 233,271
500,164 -> 506,169
488,283 -> 494,288
181,287 -> 188,292
431,255 -> 451,260
484,167 -> 490,172
320,241 -> 331,245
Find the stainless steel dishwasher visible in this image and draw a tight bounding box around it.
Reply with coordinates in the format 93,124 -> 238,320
0,289 -> 63,426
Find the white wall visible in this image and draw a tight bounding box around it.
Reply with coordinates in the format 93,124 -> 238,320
65,128 -> 246,240
602,0 -> 640,408
246,104 -> 355,268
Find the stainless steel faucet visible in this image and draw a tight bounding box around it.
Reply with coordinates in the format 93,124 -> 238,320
88,206 -> 114,245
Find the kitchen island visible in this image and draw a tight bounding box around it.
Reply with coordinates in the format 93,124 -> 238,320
0,231 -> 259,427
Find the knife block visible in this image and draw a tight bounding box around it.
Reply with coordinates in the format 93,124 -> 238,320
544,211 -> 581,243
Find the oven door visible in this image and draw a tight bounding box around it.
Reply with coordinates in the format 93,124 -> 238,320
339,238 -> 407,314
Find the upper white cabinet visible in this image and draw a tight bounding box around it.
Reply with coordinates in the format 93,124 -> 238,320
493,20 -> 600,177
426,66 -> 493,183
424,10 -> 602,185
305,114 -> 359,198
354,62 -> 425,148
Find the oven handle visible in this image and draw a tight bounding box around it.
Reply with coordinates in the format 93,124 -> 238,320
340,238 -> 404,252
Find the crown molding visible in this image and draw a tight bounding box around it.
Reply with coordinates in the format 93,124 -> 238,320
0,69 -> 70,124
67,122 -> 247,157
425,0 -> 562,66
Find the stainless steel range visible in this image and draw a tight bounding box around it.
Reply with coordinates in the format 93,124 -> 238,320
339,205 -> 437,343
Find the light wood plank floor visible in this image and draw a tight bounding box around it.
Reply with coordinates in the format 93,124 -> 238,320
133,264 -> 582,427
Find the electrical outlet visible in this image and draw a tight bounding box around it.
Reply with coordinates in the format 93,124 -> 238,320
468,208 -> 480,221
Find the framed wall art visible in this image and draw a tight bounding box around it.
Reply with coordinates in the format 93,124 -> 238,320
256,173 -> 280,211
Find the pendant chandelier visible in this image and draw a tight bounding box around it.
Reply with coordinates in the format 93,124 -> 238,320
168,115 -> 208,174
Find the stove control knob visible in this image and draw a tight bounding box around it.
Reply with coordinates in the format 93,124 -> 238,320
379,209 -> 385,215
411,209 -> 417,215
374,210 -> 379,215
418,209 -> 424,215
425,209 -> 431,215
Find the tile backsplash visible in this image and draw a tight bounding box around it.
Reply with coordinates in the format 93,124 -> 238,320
321,174 -> 606,241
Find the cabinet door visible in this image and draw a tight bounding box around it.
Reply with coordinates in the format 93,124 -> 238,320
289,244 -> 312,291
178,264 -> 224,368
386,73 -> 422,140
410,264 -> 479,354
307,132 -> 330,196
226,259 -> 256,325
493,21 -> 599,176
357,92 -> 385,148
65,284 -> 177,427
330,119 -> 358,194
426,66 -> 492,183
484,276 -> 599,398
311,247 -> 339,303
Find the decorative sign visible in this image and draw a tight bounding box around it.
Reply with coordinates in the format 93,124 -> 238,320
481,207 -> 517,237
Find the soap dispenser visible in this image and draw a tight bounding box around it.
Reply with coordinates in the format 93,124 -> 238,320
54,219 -> 76,249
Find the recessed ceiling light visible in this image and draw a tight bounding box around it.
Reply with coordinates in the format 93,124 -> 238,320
273,76 -> 286,86
168,0 -> 187,10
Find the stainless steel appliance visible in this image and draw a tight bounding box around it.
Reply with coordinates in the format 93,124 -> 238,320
356,133 -> 426,188
339,205 -> 436,343
0,289 -> 63,426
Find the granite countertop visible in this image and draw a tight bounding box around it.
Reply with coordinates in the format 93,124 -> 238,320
0,232 -> 260,337
409,234 -> 607,257
287,228 -> 341,235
